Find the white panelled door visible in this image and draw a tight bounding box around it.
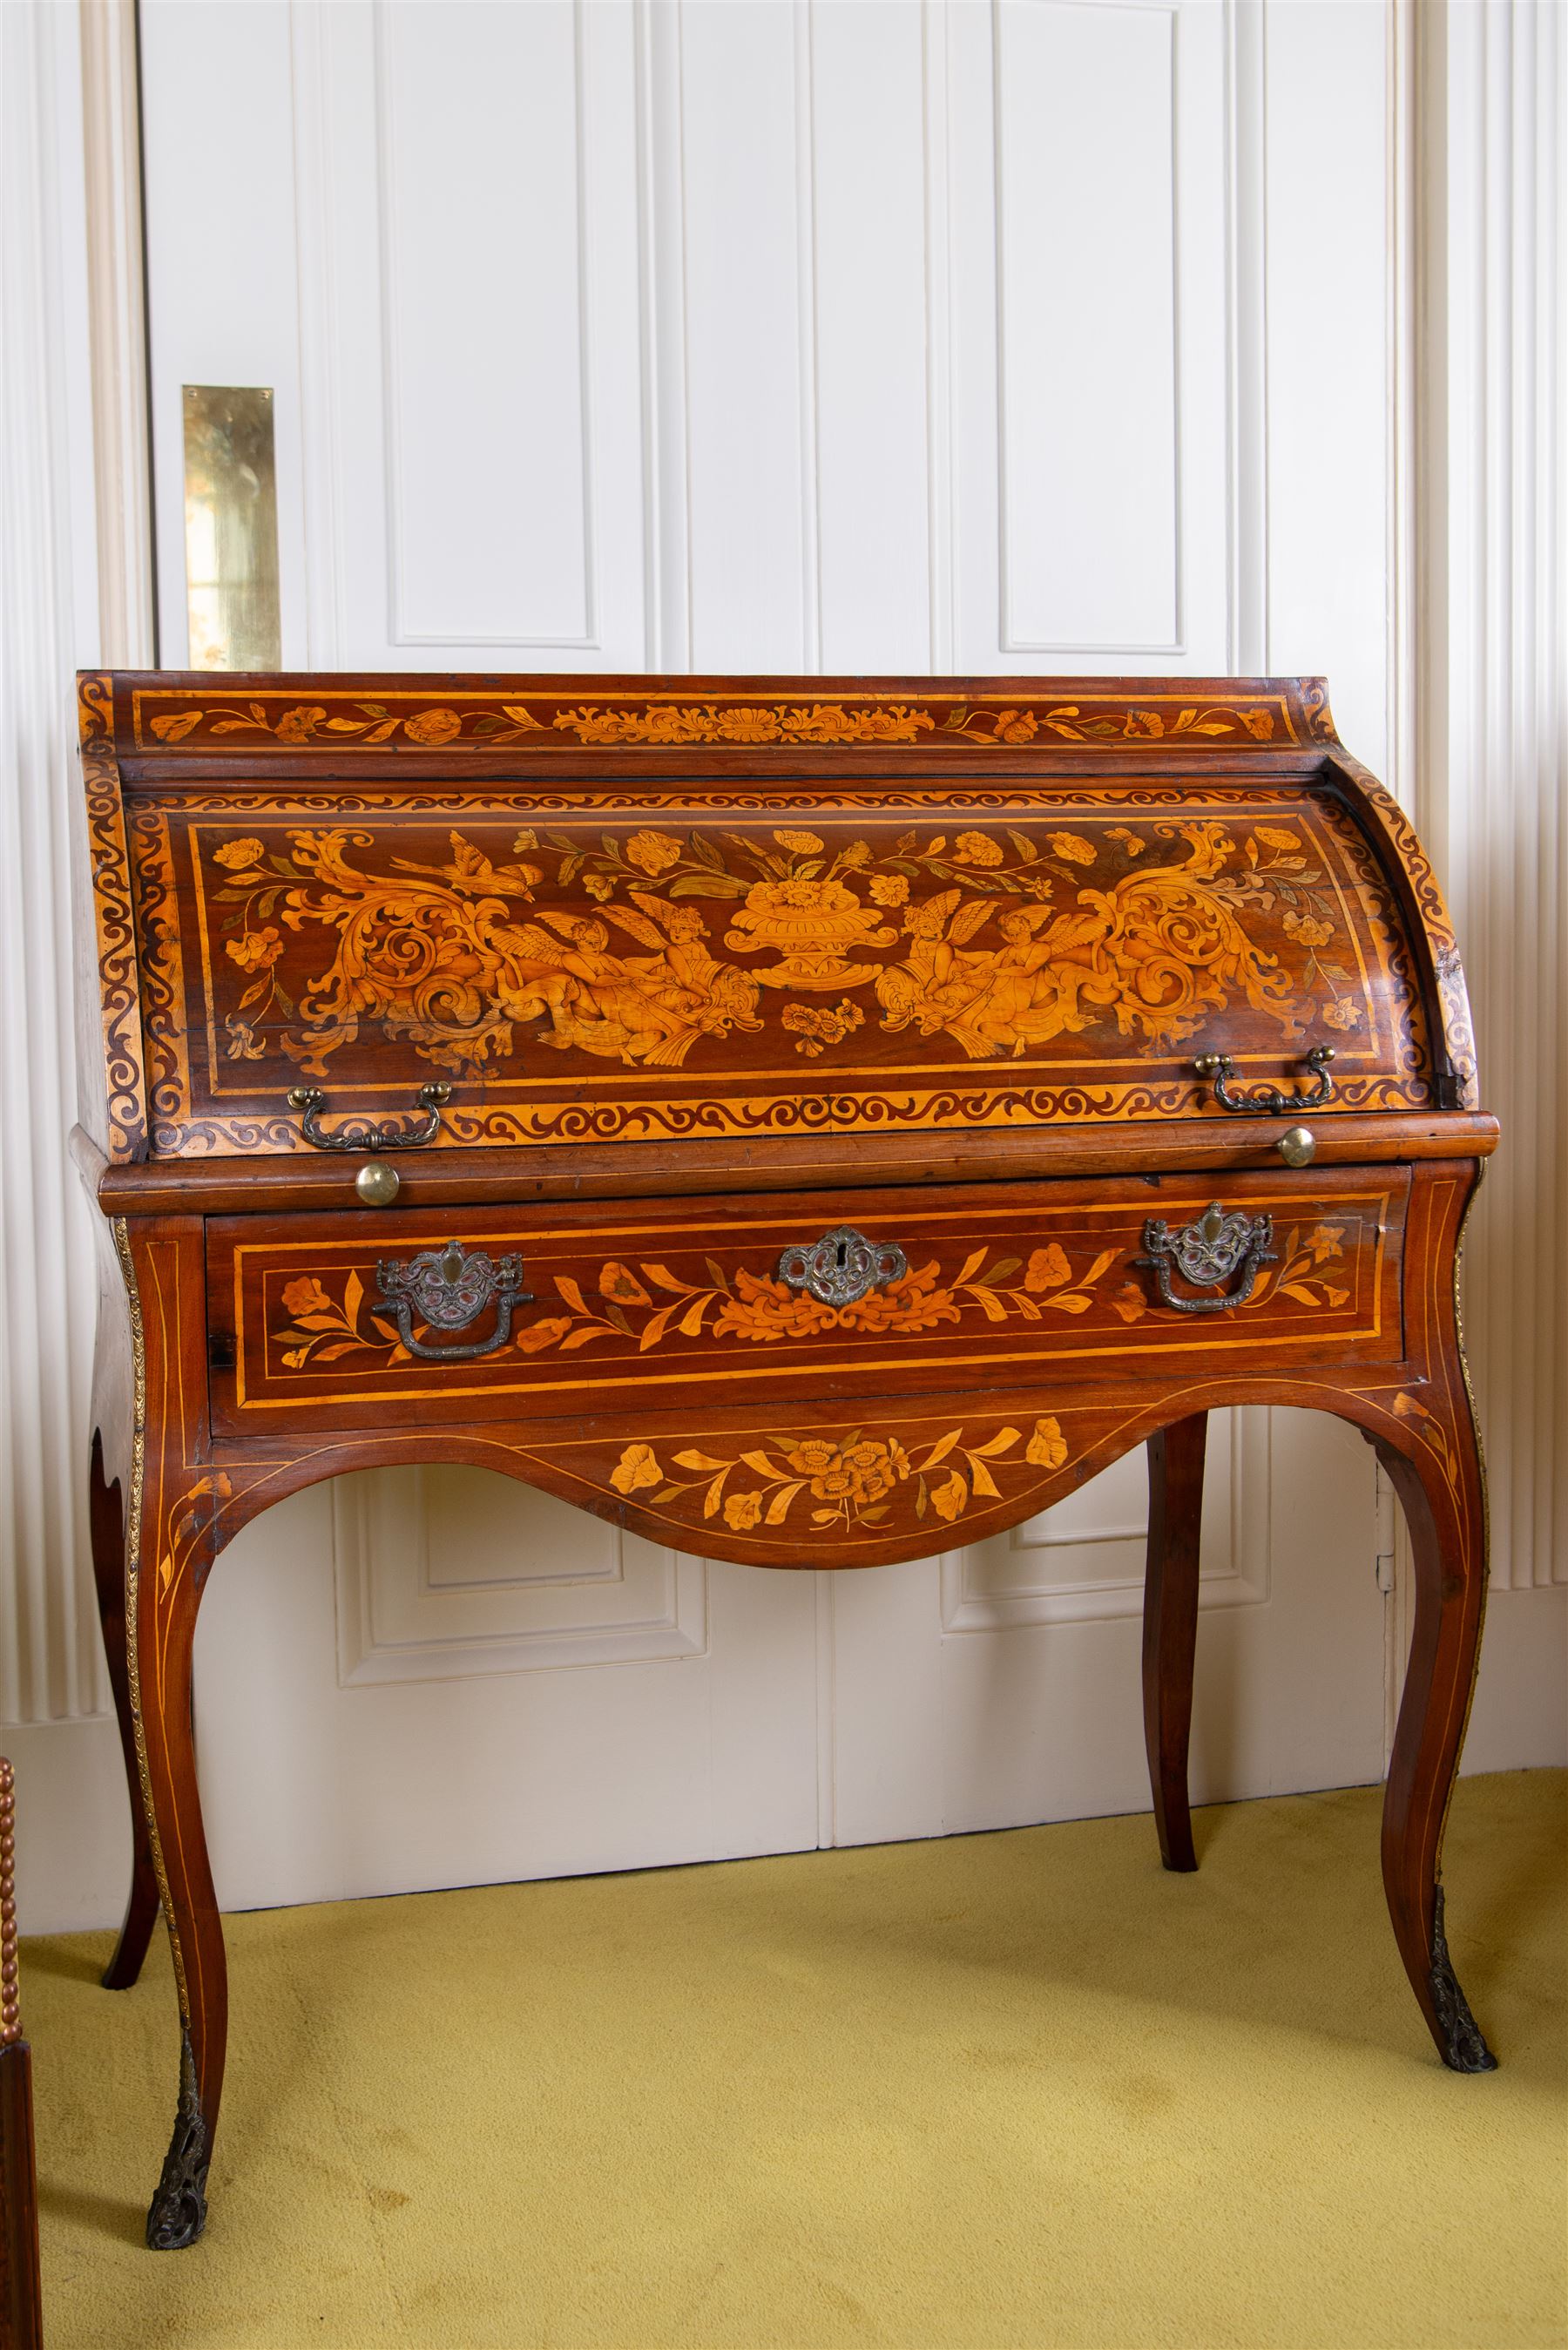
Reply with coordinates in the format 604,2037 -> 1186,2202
138,0 -> 1392,1911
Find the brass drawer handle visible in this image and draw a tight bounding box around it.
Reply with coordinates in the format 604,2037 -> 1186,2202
374,1240 -> 531,1362
778,1227 -> 908,1308
1136,1202 -> 1277,1315
1193,1045 -> 1335,1116
287,1083 -> 451,1151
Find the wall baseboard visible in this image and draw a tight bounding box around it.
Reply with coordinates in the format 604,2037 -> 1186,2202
10,1580 -> 1561,1936
1461,1583 -> 1568,1778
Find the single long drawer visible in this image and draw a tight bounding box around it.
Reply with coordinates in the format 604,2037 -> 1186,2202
205,1166 -> 1409,1437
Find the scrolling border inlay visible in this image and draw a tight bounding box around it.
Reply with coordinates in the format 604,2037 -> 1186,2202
79,673 -> 148,1159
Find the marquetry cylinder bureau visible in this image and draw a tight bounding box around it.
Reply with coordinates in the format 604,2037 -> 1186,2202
71,670 -> 1500,2250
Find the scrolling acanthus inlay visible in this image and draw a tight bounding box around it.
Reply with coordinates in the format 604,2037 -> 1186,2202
210,816 -> 1362,1080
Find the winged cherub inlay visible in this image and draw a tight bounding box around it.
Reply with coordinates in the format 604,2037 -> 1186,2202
207,815 -> 1352,1079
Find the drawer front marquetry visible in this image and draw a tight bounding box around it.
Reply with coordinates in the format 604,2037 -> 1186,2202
206,1170 -> 1408,1435
131,789 -> 1435,1157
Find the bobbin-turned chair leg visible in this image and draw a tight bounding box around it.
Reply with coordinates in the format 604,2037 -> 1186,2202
0,1759 -> 44,2350
1141,1413 -> 1208,1873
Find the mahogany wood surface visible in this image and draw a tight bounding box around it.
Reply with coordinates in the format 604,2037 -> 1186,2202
0,2054 -> 41,2350
87,1438 -> 159,1993
1143,1414 -> 1209,1874
71,669 -> 1501,2252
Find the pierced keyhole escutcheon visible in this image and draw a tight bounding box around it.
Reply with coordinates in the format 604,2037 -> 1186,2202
777,1227 -> 909,1308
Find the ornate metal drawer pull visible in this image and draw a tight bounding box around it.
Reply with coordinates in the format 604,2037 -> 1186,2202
1193,1045 -> 1335,1116
287,1082 -> 451,1151
374,1239 -> 531,1361
778,1227 -> 908,1309
1136,1202 -> 1276,1315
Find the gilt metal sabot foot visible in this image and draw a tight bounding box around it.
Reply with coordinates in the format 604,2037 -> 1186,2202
145,2030 -> 211,2249
1429,1887 -> 1497,2074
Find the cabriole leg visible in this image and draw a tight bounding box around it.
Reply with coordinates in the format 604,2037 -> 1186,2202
1142,1413 -> 1208,1872
115,1220 -> 233,2247
1375,1418 -> 1496,2071
89,1430 -> 159,1990
130,1456 -> 229,2247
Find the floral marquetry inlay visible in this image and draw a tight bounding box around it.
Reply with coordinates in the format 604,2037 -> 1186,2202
253,1217 -> 1362,1402
266,1236 -> 1135,1373
188,813 -> 1388,1079
126,681 -> 1335,755
604,1414 -> 1073,1536
78,664 -> 1467,1160
113,775 -> 1438,1155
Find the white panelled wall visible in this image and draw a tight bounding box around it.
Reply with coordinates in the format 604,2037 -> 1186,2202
1408,0 -> 1567,1764
1427,2 -> 1565,1579
0,0 -> 139,1923
3,0 -> 1562,1931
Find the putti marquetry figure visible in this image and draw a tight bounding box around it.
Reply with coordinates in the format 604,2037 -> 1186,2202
72,669 -> 1498,2249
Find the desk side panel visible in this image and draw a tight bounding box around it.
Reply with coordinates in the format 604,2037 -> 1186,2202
76,671 -> 148,1161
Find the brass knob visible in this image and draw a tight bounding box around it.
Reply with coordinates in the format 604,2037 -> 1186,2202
355,1159 -> 401,1207
1278,1126 -> 1317,1168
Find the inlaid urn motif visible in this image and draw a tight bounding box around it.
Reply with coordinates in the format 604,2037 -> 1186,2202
724,874 -> 898,990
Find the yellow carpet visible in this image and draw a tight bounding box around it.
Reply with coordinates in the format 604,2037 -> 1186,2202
27,1770 -> 1567,2350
